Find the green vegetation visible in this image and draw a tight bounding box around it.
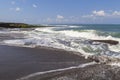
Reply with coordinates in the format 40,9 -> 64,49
0,22 -> 48,28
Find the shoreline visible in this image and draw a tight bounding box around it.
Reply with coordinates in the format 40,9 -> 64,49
0,45 -> 120,80
0,45 -> 91,80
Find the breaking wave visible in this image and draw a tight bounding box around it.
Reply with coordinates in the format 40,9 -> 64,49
0,25 -> 120,80
1,27 -> 120,60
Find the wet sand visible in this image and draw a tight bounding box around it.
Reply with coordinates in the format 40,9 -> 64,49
44,64 -> 120,80
0,45 -> 91,80
20,62 -> 120,80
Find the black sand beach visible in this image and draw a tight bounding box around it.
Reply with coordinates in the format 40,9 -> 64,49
1,45 -> 120,80
0,45 -> 91,80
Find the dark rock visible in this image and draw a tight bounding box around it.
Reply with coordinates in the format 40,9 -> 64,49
0,22 -> 47,28
92,40 -> 119,45
0,22 -> 28,28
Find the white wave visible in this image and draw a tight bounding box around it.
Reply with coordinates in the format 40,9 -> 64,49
51,25 -> 81,28
2,27 -> 120,60
58,30 -> 118,40
17,62 -> 96,80
57,30 -> 120,53
51,25 -> 68,27
69,25 -> 80,28
35,27 -> 54,33
35,28 -> 102,39
58,30 -> 100,38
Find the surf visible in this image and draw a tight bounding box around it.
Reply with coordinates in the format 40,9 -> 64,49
1,24 -> 120,63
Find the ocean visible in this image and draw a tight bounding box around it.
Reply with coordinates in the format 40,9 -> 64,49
0,24 -> 120,62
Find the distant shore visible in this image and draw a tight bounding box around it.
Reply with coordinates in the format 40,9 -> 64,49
0,22 -> 48,28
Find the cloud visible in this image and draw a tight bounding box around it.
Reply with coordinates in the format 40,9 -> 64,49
9,7 -> 22,12
16,7 -> 21,12
82,10 -> 106,18
33,4 -> 37,8
57,15 -> 64,19
82,10 -> 120,23
92,10 -> 105,16
82,10 -> 120,18
112,11 -> 120,16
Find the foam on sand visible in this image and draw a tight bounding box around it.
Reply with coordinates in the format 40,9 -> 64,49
17,62 -> 97,80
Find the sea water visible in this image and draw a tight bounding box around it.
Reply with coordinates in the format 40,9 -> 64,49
1,24 -> 120,61
1,24 -> 120,79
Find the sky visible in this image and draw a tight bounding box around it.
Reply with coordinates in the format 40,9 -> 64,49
0,0 -> 120,24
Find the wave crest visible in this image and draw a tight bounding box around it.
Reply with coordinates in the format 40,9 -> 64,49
1,27 -> 120,61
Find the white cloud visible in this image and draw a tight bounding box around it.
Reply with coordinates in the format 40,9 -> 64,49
57,15 -> 64,19
33,4 -> 37,8
92,10 -> 105,16
113,11 -> 120,16
9,7 -> 21,12
82,10 -> 106,18
16,7 -> 21,12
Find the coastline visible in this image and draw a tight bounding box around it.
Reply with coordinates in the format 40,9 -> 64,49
0,44 -> 120,80
0,45 -> 91,80
13,46 -> 120,80
0,24 -> 120,80
32,64 -> 120,80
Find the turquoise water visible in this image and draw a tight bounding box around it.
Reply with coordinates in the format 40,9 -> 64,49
73,24 -> 120,32
52,24 -> 120,38
54,24 -> 120,31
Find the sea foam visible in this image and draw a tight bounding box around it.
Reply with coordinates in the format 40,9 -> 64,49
17,62 -> 96,80
1,27 -> 120,61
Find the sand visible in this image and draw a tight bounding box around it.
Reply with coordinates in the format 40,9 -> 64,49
0,45 -> 91,80
1,45 -> 120,80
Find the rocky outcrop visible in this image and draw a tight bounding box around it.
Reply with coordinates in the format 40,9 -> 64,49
0,23 -> 29,28
0,22 -> 46,28
92,40 -> 119,45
